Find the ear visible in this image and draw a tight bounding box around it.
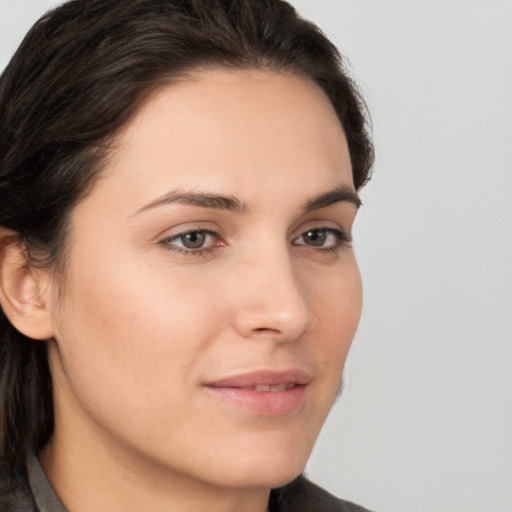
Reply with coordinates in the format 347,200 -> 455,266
0,230 -> 55,340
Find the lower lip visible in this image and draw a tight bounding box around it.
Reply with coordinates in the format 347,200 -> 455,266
204,385 -> 308,416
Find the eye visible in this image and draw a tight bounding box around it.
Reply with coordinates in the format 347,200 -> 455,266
176,231 -> 209,249
159,229 -> 220,253
293,228 -> 349,249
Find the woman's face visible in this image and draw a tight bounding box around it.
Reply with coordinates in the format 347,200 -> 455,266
44,69 -> 362,490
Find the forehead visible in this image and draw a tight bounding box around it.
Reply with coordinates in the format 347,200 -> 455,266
83,69 -> 353,215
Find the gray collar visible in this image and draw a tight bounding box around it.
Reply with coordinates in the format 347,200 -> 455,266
27,454 -> 68,512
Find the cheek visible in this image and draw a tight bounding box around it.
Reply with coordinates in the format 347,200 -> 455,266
51,252 -> 227,426
308,255 -> 362,347
299,256 -> 362,412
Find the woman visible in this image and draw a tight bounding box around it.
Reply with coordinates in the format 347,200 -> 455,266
0,0 -> 374,510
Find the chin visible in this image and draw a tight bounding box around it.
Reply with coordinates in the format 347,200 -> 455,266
255,464 -> 305,490
209,437 -> 312,490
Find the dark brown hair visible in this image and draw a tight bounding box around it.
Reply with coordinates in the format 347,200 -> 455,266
0,0 -> 373,471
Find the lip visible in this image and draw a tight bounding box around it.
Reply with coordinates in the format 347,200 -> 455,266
204,369 -> 312,416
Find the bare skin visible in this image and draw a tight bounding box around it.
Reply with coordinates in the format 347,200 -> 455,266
2,69 -> 362,512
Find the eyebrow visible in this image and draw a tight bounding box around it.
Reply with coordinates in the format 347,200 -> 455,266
133,185 -> 360,217
303,186 -> 361,212
133,190 -> 249,216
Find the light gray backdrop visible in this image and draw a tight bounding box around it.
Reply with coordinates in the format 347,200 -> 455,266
1,1 -> 511,511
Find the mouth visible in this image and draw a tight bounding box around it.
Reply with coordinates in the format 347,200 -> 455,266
204,370 -> 311,416
239,383 -> 296,392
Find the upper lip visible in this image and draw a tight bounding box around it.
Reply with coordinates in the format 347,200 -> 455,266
205,369 -> 312,388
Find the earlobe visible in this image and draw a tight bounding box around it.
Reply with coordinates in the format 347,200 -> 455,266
0,230 -> 55,340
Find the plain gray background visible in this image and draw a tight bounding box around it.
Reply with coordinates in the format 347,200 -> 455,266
1,1 -> 511,511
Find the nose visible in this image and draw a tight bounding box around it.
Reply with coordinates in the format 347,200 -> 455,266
230,248 -> 317,342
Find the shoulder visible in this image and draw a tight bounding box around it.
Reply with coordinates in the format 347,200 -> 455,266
270,475 -> 373,512
0,464 -> 38,512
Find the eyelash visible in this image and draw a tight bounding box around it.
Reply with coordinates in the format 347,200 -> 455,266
158,227 -> 352,258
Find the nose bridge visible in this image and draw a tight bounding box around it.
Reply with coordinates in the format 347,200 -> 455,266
231,242 -> 316,341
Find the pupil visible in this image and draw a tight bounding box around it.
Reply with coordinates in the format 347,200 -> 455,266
182,232 -> 206,249
306,230 -> 325,246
